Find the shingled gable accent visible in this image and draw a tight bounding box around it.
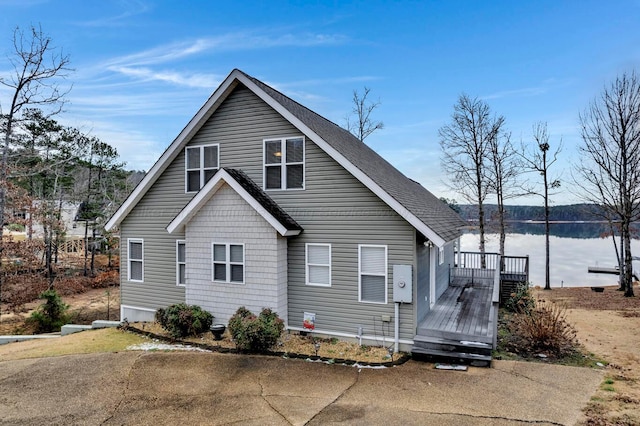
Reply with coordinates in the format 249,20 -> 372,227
106,68 -> 464,246
166,168 -> 302,236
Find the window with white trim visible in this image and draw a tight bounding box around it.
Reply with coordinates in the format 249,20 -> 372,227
176,240 -> 186,286
306,244 -> 331,286
128,239 -> 144,282
359,245 -> 387,304
438,246 -> 444,265
264,137 -> 304,190
186,144 -> 219,192
212,243 -> 244,284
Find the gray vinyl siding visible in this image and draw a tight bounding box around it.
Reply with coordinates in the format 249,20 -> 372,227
119,151 -> 190,311
416,243 -> 430,324
120,84 -> 416,341
435,241 -> 454,300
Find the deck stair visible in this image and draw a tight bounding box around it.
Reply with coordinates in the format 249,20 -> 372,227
412,334 -> 493,365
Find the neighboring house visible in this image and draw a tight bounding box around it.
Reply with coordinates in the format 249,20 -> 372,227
26,201 -> 89,240
105,69 -> 466,353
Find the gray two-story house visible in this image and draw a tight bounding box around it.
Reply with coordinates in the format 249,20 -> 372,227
105,69 -> 466,354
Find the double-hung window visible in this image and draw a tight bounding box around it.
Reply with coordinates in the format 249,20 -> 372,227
186,144 -> 219,192
306,244 -> 331,286
212,243 -> 244,284
264,137 -> 304,190
359,245 -> 387,304
438,246 -> 444,265
176,240 -> 186,286
128,239 -> 144,282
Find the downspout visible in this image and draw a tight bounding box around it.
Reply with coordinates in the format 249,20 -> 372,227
430,244 -> 437,308
394,302 -> 400,353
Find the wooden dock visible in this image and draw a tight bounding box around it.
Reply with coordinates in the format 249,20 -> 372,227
588,266 -> 639,281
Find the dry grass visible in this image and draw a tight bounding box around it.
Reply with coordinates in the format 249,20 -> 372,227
539,285 -> 640,312
537,285 -> 640,425
0,328 -> 149,362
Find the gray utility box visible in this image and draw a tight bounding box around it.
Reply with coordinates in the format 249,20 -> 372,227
392,264 -> 413,303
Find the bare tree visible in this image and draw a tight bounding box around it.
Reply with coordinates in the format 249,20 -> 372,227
577,72 -> 640,297
487,131 -> 521,256
344,87 -> 384,142
0,25 -> 71,314
439,94 -> 504,267
520,122 -> 562,290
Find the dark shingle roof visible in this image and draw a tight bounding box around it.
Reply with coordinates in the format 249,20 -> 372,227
223,168 -> 302,233
239,70 -> 464,242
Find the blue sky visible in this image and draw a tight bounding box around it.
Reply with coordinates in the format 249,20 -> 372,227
1,0 -> 639,204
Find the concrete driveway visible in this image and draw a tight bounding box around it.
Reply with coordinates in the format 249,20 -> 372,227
0,352 -> 602,425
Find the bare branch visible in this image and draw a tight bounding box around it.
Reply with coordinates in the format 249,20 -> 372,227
576,71 -> 640,296
344,87 -> 384,142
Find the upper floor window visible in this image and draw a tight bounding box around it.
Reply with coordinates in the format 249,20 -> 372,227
264,137 -> 304,190
186,144 -> 219,192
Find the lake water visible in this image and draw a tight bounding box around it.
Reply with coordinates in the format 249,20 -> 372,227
460,223 -> 640,288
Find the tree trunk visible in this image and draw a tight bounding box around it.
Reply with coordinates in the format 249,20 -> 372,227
83,221 -> 89,277
543,157 -> 551,290
623,218 -> 635,297
476,168 -> 486,268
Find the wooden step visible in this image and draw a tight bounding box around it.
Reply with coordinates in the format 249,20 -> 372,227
413,335 -> 492,356
411,347 -> 492,367
415,328 -> 493,344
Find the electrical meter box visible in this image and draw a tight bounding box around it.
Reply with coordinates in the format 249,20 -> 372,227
392,264 -> 413,303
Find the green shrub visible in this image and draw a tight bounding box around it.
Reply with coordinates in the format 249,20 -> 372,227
228,306 -> 284,352
504,282 -> 535,314
155,303 -> 213,338
28,289 -> 69,333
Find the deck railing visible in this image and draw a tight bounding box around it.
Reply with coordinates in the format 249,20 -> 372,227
451,251 -> 530,283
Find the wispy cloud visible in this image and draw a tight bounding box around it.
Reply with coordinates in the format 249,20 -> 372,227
481,78 -> 573,101
109,66 -> 222,89
73,0 -> 152,27
102,31 -> 347,69
481,86 -> 549,100
92,31 -> 347,90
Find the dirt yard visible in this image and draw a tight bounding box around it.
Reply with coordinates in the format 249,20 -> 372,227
0,286 -> 119,335
538,284 -> 640,425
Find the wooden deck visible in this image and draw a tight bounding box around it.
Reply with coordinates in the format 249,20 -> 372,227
412,274 -> 499,366
412,252 -> 528,365
417,277 -> 495,343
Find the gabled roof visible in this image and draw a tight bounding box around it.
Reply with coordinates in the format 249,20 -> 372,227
106,68 -> 464,245
167,168 -> 302,236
